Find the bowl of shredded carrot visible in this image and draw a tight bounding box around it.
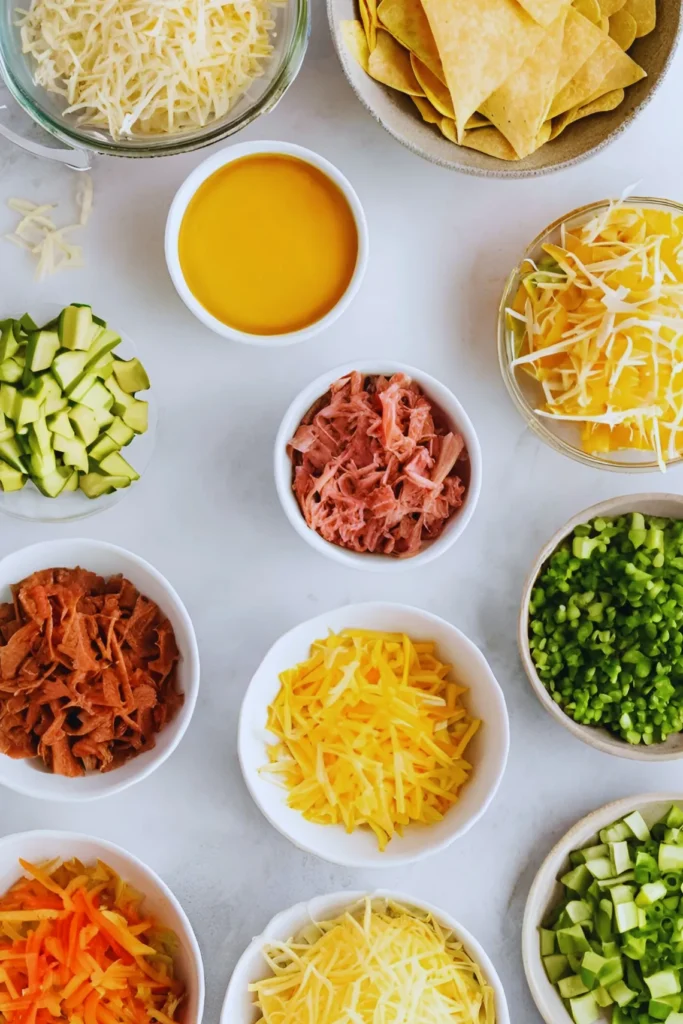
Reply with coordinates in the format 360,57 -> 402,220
238,602 -> 509,867
0,539 -> 200,801
0,829 -> 204,1024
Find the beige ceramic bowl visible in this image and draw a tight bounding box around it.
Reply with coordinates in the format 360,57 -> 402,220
326,0 -> 681,176
523,792 -> 683,1024
520,493 -> 683,760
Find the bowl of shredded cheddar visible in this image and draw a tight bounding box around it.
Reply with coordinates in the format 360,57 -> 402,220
499,197 -> 683,472
238,602 -> 509,867
221,890 -> 509,1024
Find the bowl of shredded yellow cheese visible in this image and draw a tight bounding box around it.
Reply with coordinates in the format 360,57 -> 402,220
221,890 -> 508,1024
0,0 -> 309,158
238,602 -> 509,867
499,197 -> 683,473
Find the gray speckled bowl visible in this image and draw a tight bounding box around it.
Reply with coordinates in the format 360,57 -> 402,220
326,0 -> 682,177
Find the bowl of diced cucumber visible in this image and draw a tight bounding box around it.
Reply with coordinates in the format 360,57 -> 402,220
0,302 -> 155,521
524,794 -> 683,1024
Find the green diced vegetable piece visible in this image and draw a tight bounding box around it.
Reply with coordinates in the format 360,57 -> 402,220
650,999 -> 677,1020
0,358 -> 23,384
637,880 -> 668,906
121,399 -> 147,434
544,954 -> 570,983
105,376 -> 132,414
112,356 -> 150,393
610,842 -> 633,875
594,986 -> 613,1008
615,902 -> 639,933
47,410 -> 74,439
58,304 -> 93,350
624,812 -> 651,841
660,846 -> 683,872
646,971 -> 681,999
15,395 -> 41,430
67,372 -> 97,403
574,845 -> 610,865
0,461 -> 25,492
568,954 -> 582,973
18,314 -> 37,333
561,861 -> 591,892
92,405 -> 114,429
0,439 -> 25,473
88,434 -> 119,462
0,384 -> 17,420
540,929 -> 556,956
558,925 -> 591,955
580,951 -> 606,989
0,321 -> 19,362
668,807 -> 683,829
569,991 -> 600,1024
79,473 -> 130,499
30,450 -> 56,477
611,885 -> 636,905
94,356 -> 114,380
58,437 -> 88,473
587,857 -> 615,880
622,933 -> 647,959
62,469 -> 79,492
79,381 -> 113,411
666,1015 -> 683,1024
610,980 -> 637,1007
560,975 -> 589,999
596,899 -> 613,942
598,957 -> 623,987
52,351 -> 86,391
34,467 -> 70,498
601,823 -> 634,844
566,901 -> 593,926
25,329 -> 59,373
68,405 -> 99,447
83,328 -> 121,370
29,419 -> 51,456
97,451 -> 139,482
598,871 -> 635,890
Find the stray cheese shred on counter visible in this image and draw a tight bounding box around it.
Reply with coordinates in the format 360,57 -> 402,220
507,202 -> 683,469
5,175 -> 93,279
18,0 -> 278,139
250,897 -> 496,1024
262,630 -> 480,851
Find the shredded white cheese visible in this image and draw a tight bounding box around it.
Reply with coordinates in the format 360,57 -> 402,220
5,175 -> 93,280
18,0 -> 279,139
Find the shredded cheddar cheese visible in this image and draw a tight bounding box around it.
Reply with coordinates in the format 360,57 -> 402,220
250,896 -> 496,1024
18,0 -> 279,139
5,175 -> 93,279
508,202 -> 683,469
262,630 -> 480,851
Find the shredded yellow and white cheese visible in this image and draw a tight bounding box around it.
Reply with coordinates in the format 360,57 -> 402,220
18,0 -> 278,139
251,897 -> 496,1024
5,175 -> 94,280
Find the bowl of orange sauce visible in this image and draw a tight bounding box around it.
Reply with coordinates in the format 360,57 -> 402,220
165,141 -> 369,345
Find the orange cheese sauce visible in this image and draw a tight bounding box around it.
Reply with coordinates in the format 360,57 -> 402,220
178,154 -> 359,336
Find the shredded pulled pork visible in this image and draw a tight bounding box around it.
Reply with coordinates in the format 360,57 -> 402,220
289,372 -> 468,557
0,567 -> 183,776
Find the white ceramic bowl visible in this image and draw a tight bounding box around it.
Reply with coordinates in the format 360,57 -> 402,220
165,140 -> 369,346
0,539 -> 200,800
222,888 -> 510,1024
523,793 -> 682,1024
0,302 -> 157,524
519,493 -> 683,761
274,361 -> 482,571
239,601 -> 509,867
0,829 -> 204,1023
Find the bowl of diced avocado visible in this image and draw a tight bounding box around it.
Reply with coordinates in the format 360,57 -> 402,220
524,795 -> 683,1024
0,303 -> 155,521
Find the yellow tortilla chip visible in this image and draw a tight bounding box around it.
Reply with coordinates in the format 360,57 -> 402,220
623,0 -> 656,36
359,0 -> 378,50
412,94 -> 441,124
609,7 -> 637,48
599,14 -> 609,31
410,54 -> 454,116
341,20 -> 371,71
368,30 -> 424,94
598,0 -> 627,14
553,9 -> 604,97
573,0 -> 602,24
376,0 -> 444,81
419,0 -> 547,141
549,28 -> 642,116
515,0 -> 570,26
549,85 -> 624,137
480,8 -> 567,158
585,42 -> 646,100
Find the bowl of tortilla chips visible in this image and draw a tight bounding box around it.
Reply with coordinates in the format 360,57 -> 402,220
328,0 -> 681,175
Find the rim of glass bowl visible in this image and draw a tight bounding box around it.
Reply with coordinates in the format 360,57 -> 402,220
497,196 -> 683,474
0,0 -> 310,158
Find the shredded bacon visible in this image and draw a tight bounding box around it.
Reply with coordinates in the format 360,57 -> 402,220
0,568 -> 183,776
288,373 -> 469,557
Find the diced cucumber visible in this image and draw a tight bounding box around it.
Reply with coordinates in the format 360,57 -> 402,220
25,329 -> 59,372
68,405 -> 99,446
0,461 -> 25,492
47,410 -> 74,439
59,304 -> 93,350
52,350 -> 86,391
79,472 -> 130,499
88,434 -> 119,462
106,417 -> 134,447
113,356 -> 150,393
0,358 -> 22,383
97,451 -> 139,481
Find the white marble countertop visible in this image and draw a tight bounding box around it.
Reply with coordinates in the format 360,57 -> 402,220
1,7 -> 683,1023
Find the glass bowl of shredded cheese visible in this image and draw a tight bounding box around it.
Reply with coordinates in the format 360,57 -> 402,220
498,197 -> 683,473
0,0 -> 309,159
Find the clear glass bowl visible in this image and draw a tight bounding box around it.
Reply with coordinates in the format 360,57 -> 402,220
497,197 -> 683,474
0,0 -> 309,158
0,303 -> 156,523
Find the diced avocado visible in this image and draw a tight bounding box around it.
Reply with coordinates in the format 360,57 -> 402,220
623,811 -> 651,841
42,382 -> 68,418
88,434 -> 119,462
68,404 -> 99,446
59,437 -> 88,473
66,372 -> 97,402
660,845 -> 683,872
94,356 -> 115,380
52,351 -> 86,391
595,899 -> 613,942
598,871 -> 635,890
97,451 -> 139,481
0,384 -> 18,420
559,975 -> 589,999
79,472 -> 130,499
112,356 -> 150,393
47,410 -> 74,439
586,857 -> 615,880
25,329 -> 59,372
83,327 -> 121,370
92,405 -> 114,429
63,469 -> 79,492
622,933 -> 647,959
0,412 -> 12,443
16,434 -> 30,455
121,399 -> 147,434
667,806 -> 683,829
566,901 -> 593,926
15,394 -> 41,430
569,991 -> 600,1024
58,304 -> 93,350
598,957 -> 623,988
646,971 -> 682,999
540,929 -> 556,956
609,841 -> 633,875
636,880 -> 668,906
29,418 -> 52,456
594,986 -> 614,1008
573,844 -> 609,865
568,954 -> 582,973
30,450 -> 57,477
0,461 -> 25,492
106,417 -> 135,447
615,901 -> 638,933
79,381 -> 113,411
580,951 -> 607,989
610,884 -> 635,906
0,438 -> 25,473
610,980 -> 637,1007
34,466 -> 70,498
666,1015 -> 683,1024
0,358 -> 23,384
19,313 -> 37,333
543,954 -> 570,983
0,321 -> 19,362
601,822 -> 633,844
105,376 -> 133,415
650,997 -> 677,1020
557,925 -> 591,955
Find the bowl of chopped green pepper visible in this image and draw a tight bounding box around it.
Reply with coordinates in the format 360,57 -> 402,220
524,794 -> 683,1024
520,494 -> 683,761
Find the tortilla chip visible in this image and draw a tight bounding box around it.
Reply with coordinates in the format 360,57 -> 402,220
419,0 -> 547,140
412,95 -> 442,124
341,20 -> 371,71
368,30 -> 424,94
411,54 -> 454,116
460,125 -> 522,160
515,0 -> 570,26
623,0 -> 656,36
598,0 -> 627,14
359,0 -> 378,50
549,29 -> 642,117
553,9 -> 604,97
549,85 -> 624,137
609,7 -> 637,48
480,8 -> 567,158
599,14 -> 609,31
377,0 -> 444,80
467,113 -> 490,128
573,0 -> 602,24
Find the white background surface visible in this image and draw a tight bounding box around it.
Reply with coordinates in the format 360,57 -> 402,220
1,6 -> 683,1022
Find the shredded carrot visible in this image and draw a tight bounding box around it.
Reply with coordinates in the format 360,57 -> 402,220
0,858 -> 184,1024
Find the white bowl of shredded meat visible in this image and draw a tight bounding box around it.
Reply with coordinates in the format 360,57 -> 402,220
274,362 -> 482,570
0,539 -> 200,801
